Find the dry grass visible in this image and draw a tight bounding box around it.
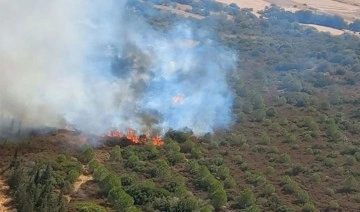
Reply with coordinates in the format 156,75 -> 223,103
215,0 -> 360,35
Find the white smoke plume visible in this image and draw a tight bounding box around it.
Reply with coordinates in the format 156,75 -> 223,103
0,0 -> 235,136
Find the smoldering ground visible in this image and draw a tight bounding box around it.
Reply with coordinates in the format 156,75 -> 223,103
0,0 -> 235,137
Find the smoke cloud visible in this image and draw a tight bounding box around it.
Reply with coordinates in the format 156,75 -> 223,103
0,0 -> 235,136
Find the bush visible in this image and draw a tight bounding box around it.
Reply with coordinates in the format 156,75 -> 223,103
74,202 -> 107,212
176,196 -> 200,211
235,188 -> 256,209
217,165 -> 230,180
325,187 -> 335,196
210,188 -> 228,209
126,184 -> 170,205
110,145 -> 122,162
99,173 -> 122,194
302,202 -> 317,212
266,107 -> 277,117
151,161 -> 171,180
345,156 -> 356,166
82,146 -> 95,163
342,175 -> 358,192
295,190 -> 310,204
259,132 -> 271,145
309,173 -> 321,183
190,147 -> 202,159
354,151 -> 360,161
126,155 -> 141,169
262,183 -> 276,196
108,187 -> 135,210
167,151 -> 186,165
278,153 -> 291,164
328,200 -> 339,210
67,169 -> 81,183
121,174 -> 137,187
223,177 -> 236,189
353,193 -> 360,203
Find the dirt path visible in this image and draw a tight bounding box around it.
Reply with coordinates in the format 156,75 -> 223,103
65,165 -> 93,203
73,173 -> 93,193
0,177 -> 12,212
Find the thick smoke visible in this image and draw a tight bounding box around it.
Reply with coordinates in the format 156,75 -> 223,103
0,0 -> 235,136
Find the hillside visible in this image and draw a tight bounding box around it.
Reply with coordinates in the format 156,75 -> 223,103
1,0 -> 360,211
217,0 -> 360,35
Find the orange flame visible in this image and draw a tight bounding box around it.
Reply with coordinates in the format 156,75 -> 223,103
107,130 -> 122,138
126,129 -> 140,144
152,135 -> 164,146
106,129 -> 163,146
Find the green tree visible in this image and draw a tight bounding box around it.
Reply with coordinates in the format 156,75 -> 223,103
342,175 -> 358,192
210,188 -> 227,209
81,146 -> 94,163
235,188 -> 256,209
99,173 -> 121,194
108,187 -> 134,211
110,145 -> 122,161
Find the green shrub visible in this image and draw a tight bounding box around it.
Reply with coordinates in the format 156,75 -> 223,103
310,173 -> 321,183
210,188 -> 228,209
295,190 -> 310,204
176,196 -> 200,211
217,165 -> 230,180
125,184 -> 170,205
262,183 -> 276,196
151,161 -> 171,180
163,139 -> 181,152
126,155 -> 141,168
265,166 -> 275,175
253,109 -> 266,122
281,176 -> 298,194
74,202 -> 107,212
259,132 -> 271,145
354,151 -> 360,161
266,107 -> 277,117
278,153 -> 291,164
99,173 -> 121,194
190,147 -> 202,159
108,187 -> 134,210
235,188 -> 256,209
345,155 -> 356,166
323,158 -> 335,167
342,175 -> 358,192
93,165 -> 110,182
110,145 -> 122,161
67,169 -> 81,183
328,200 -> 339,210
167,151 -> 186,165
82,146 -> 95,163
121,174 -> 137,187
302,202 -> 317,212
224,177 -> 236,189
325,187 -> 335,196
232,155 -> 245,165
88,159 -> 100,173
125,206 -> 142,212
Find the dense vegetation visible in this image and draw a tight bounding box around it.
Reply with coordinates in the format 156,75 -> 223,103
1,0 -> 360,211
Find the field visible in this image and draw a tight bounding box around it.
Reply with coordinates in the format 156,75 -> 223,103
216,0 -> 360,35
